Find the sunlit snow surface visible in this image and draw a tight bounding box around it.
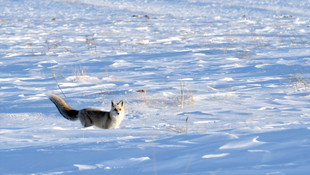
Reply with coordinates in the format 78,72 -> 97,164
0,0 -> 310,174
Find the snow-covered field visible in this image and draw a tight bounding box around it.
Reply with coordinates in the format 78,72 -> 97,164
1,0 -> 310,174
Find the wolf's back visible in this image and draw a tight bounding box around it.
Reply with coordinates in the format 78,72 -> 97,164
49,94 -> 79,121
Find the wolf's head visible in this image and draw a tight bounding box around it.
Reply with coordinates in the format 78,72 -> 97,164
107,100 -> 125,129
110,100 -> 124,117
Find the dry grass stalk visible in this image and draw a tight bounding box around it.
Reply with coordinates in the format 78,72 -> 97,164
52,68 -> 66,98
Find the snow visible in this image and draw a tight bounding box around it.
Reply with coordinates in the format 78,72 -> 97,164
202,153 -> 230,159
1,0 -> 310,174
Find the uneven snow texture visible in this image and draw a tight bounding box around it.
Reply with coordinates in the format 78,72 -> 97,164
0,0 -> 310,174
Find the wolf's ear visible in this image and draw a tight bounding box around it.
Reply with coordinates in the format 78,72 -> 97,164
118,100 -> 124,107
111,100 -> 117,107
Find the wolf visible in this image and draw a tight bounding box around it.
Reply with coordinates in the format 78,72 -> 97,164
49,94 -> 124,129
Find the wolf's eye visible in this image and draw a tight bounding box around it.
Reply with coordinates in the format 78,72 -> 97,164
114,109 -> 118,112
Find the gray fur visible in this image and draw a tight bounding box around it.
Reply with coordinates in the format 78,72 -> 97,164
49,94 -> 124,129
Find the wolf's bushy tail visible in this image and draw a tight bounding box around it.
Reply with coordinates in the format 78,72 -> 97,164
49,94 -> 79,121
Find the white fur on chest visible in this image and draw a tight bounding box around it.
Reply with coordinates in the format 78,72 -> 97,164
109,113 -> 124,128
